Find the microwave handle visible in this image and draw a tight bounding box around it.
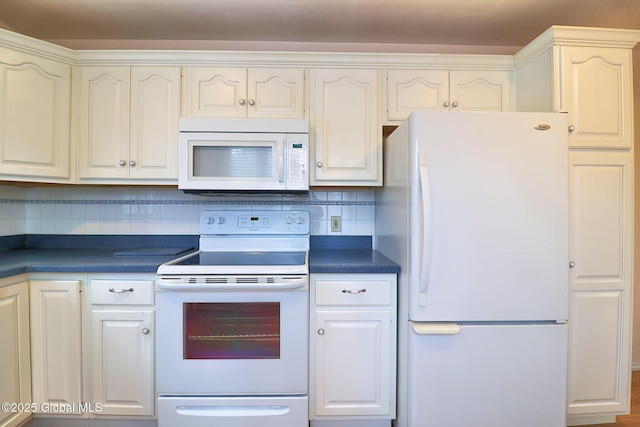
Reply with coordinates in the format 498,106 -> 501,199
277,140 -> 285,182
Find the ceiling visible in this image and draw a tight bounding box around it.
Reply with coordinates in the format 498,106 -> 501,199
0,0 -> 639,53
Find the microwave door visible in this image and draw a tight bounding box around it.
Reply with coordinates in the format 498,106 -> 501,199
182,133 -> 287,191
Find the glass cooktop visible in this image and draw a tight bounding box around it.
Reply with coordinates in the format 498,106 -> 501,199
171,251 -> 307,267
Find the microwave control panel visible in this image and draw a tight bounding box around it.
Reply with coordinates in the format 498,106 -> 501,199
286,136 -> 308,189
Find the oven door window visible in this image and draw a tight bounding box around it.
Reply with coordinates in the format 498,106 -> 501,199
184,302 -> 280,359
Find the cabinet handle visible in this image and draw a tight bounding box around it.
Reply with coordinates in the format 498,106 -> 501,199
442,101 -> 449,108
129,160 -> 136,167
142,327 -> 150,335
342,288 -> 367,294
569,261 -> 576,268
119,160 -> 126,166
317,329 -> 325,335
568,125 -> 576,133
109,287 -> 135,293
316,161 -> 323,168
248,99 -> 255,106
239,99 -> 246,105
451,101 -> 459,108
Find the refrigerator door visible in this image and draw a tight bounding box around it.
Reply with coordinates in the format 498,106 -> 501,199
408,322 -> 567,427
409,112 -> 568,321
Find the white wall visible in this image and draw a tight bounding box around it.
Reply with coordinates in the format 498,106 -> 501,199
0,186 -> 374,237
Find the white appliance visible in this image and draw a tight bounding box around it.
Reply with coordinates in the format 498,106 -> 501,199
178,118 -> 309,194
375,112 -> 569,427
156,210 -> 310,427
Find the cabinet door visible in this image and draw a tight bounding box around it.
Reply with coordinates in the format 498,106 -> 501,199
449,70 -> 512,112
30,280 -> 82,413
560,47 -> 633,148
311,68 -> 381,185
0,281 -> 31,427
129,66 -> 181,180
182,67 -> 247,118
92,309 -> 154,416
0,48 -> 71,179
77,66 -> 130,179
386,69 -> 449,121
567,151 -> 633,416
248,68 -> 306,118
313,310 -> 392,417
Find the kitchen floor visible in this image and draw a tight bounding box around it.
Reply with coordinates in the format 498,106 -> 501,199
574,370 -> 640,426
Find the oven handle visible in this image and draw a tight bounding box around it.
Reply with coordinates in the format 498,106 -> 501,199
176,405 -> 290,417
155,278 -> 308,291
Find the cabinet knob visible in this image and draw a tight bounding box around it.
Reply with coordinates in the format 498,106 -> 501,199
248,99 -> 255,106
451,101 -> 459,108
316,161 -> 323,168
239,99 -> 246,105
317,329 -> 325,335
142,328 -> 150,335
568,125 -> 576,133
119,160 -> 126,166
129,160 -> 136,167
442,101 -> 449,108
569,261 -> 576,268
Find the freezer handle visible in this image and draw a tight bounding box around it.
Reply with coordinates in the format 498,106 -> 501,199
418,153 -> 432,306
411,322 -> 461,335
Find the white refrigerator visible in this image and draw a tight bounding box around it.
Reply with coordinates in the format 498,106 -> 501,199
375,112 -> 569,427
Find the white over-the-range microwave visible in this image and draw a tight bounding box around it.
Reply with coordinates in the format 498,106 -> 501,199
178,118 -> 309,194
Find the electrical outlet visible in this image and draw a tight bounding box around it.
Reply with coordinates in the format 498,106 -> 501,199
331,216 -> 341,232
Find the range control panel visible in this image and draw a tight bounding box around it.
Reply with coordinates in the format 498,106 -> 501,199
199,210 -> 310,235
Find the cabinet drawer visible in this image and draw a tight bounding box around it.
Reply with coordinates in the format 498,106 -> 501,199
315,280 -> 393,306
90,280 -> 154,305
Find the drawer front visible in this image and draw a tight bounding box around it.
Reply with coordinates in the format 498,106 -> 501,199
315,280 -> 392,306
90,280 -> 154,305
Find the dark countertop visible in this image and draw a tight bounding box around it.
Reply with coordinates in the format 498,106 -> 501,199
309,249 -> 400,274
0,234 -> 399,279
0,248 -> 197,278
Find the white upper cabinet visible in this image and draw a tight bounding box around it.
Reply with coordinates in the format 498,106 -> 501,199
77,66 -> 181,183
182,67 -> 306,118
310,68 -> 382,186
0,47 -> 71,181
558,46 -> 633,149
385,69 -> 513,122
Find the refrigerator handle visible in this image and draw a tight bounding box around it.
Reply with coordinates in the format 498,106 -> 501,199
410,321 -> 461,335
418,153 -> 432,306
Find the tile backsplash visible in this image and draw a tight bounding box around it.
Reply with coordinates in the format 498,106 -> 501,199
0,185 -> 375,237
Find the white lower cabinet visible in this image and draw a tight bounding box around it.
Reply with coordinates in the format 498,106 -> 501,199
310,273 -> 397,426
566,150 -> 633,423
88,278 -> 155,417
0,280 -> 31,427
29,280 -> 82,414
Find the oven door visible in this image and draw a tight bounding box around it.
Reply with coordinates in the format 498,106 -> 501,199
156,280 -> 308,395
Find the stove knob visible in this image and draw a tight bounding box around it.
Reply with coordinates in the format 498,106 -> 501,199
215,217 -> 225,225
286,216 -> 294,224
207,217 -> 215,225
296,216 -> 304,224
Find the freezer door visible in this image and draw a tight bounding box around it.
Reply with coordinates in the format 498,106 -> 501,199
408,322 -> 567,427
410,112 -> 569,321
